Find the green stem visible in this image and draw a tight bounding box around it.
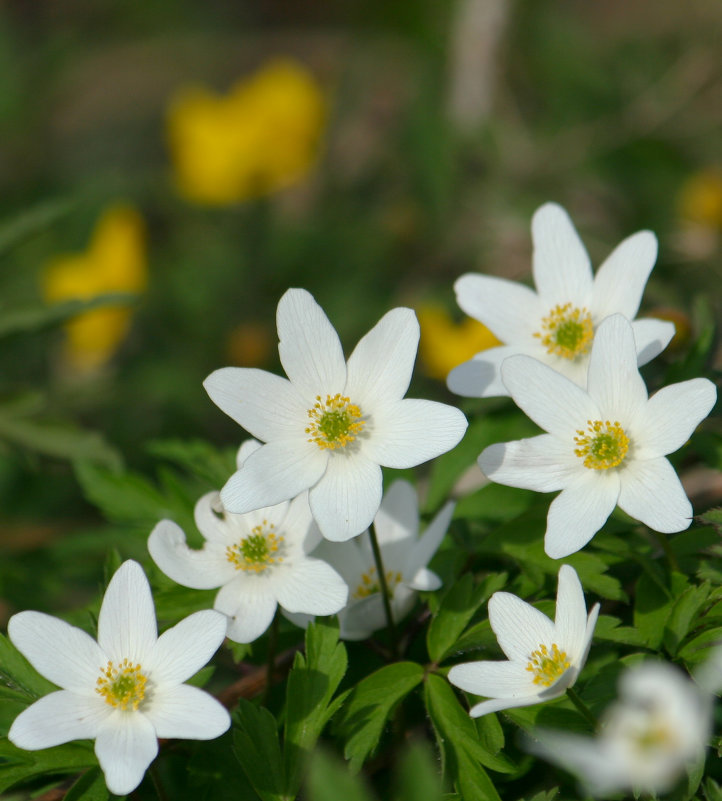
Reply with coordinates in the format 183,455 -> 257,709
262,611 -> 280,705
650,528 -> 680,573
566,687 -> 598,730
368,527 -> 399,659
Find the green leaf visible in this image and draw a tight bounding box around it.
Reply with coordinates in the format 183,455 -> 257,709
146,438 -> 237,489
0,740 -> 96,793
64,768 -> 109,801
425,674 -> 514,789
0,632 -> 58,700
0,197 -> 74,255
233,699 -> 286,801
337,662 -> 424,772
634,571 -> 688,650
698,508 -> 722,535
592,615 -> 645,646
677,626 -> 722,666
427,573 -> 507,663
284,618 -> 347,798
305,750 -> 374,801
664,581 -> 712,655
393,741 -> 443,801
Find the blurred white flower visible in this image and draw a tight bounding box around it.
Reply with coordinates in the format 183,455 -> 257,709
448,202 -> 675,397
530,661 -> 711,796
204,288 -> 467,541
8,561 -> 230,796
448,565 -> 598,717
149,440 -> 349,643
294,480 -> 454,640
479,314 -> 717,558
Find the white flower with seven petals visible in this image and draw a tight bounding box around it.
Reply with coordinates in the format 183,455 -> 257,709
204,288 -> 468,541
448,202 -> 675,397
298,479 -> 454,640
149,440 -> 349,643
8,561 -> 230,796
529,662 -> 711,796
448,564 -> 599,717
479,314 -> 717,558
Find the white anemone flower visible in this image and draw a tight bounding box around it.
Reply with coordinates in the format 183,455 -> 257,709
479,314 -> 717,558
448,202 -> 675,397
203,288 -> 468,542
448,565 -> 599,717
149,440 -> 349,643
7,560 -> 230,796
295,480 -> 454,640
529,662 -> 711,796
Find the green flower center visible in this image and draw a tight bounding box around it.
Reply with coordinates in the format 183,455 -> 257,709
575,420 -> 630,470
306,394 -> 364,450
96,659 -> 147,710
526,643 -> 570,687
534,303 -> 594,359
226,522 -> 285,573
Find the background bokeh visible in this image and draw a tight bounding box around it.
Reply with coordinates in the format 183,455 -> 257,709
1,0 -> 721,616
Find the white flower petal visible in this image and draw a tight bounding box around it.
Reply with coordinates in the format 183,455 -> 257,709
488,592 -> 556,663
148,610 -> 227,686
276,288 -> 347,398
591,231 -> 658,320
501,355 -> 599,439
194,492 -> 233,544
544,471 -> 620,559
632,378 -> 717,458
448,660 -> 537,699
586,315 -> 648,423
553,566 -> 587,657
311,539 -> 369,587
274,558 -> 348,614
446,346 -> 522,398
203,367 -> 307,441
95,712 -> 158,796
148,520 -> 233,590
454,273 -> 542,343
339,594 -> 388,640
469,693 -> 554,718
403,501 -> 454,581
373,480 -> 419,547
8,612 -> 106,692
407,567 -> 442,591
214,582 -> 277,643
236,438 -> 262,468
9,691 -> 109,749
630,318 -> 676,366
309,454 -> 383,541
345,307 -> 419,407
479,434 -> 580,493
618,457 -> 692,533
144,684 -> 230,740
220,440 -> 328,513
364,398 -> 468,469
97,561 -> 157,666
532,203 -> 593,305
281,492 -> 320,553
578,603 -> 600,671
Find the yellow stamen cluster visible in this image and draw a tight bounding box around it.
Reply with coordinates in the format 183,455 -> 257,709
353,566 -> 403,600
574,420 -> 630,470
96,658 -> 147,711
526,643 -> 571,687
534,303 -> 594,359
306,394 -> 364,450
226,521 -> 285,573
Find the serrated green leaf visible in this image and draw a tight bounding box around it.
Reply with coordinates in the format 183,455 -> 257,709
634,571 -> 688,650
233,699 -> 286,801
63,768 -> 109,801
337,662 -> 424,772
592,615 -> 645,646
284,618 -> 347,798
677,626 -> 722,666
0,632 -> 58,700
698,508 -> 722,535
427,573 -> 507,663
664,581 -> 712,655
305,750 -> 374,801
0,741 -> 95,793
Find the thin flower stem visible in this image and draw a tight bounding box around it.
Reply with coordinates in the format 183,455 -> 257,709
649,528 -> 680,573
262,611 -> 280,706
368,526 -> 399,660
566,687 -> 598,730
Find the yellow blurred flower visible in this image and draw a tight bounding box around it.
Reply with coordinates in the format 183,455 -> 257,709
678,168 -> 722,228
167,59 -> 325,205
417,304 -> 501,381
43,205 -> 147,371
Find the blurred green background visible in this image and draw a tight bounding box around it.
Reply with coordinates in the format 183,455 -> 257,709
1,0 -> 721,619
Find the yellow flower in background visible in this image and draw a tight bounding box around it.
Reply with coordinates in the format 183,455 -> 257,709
417,304 -> 501,381
43,205 -> 147,371
167,59 -> 325,205
678,168 -> 722,228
